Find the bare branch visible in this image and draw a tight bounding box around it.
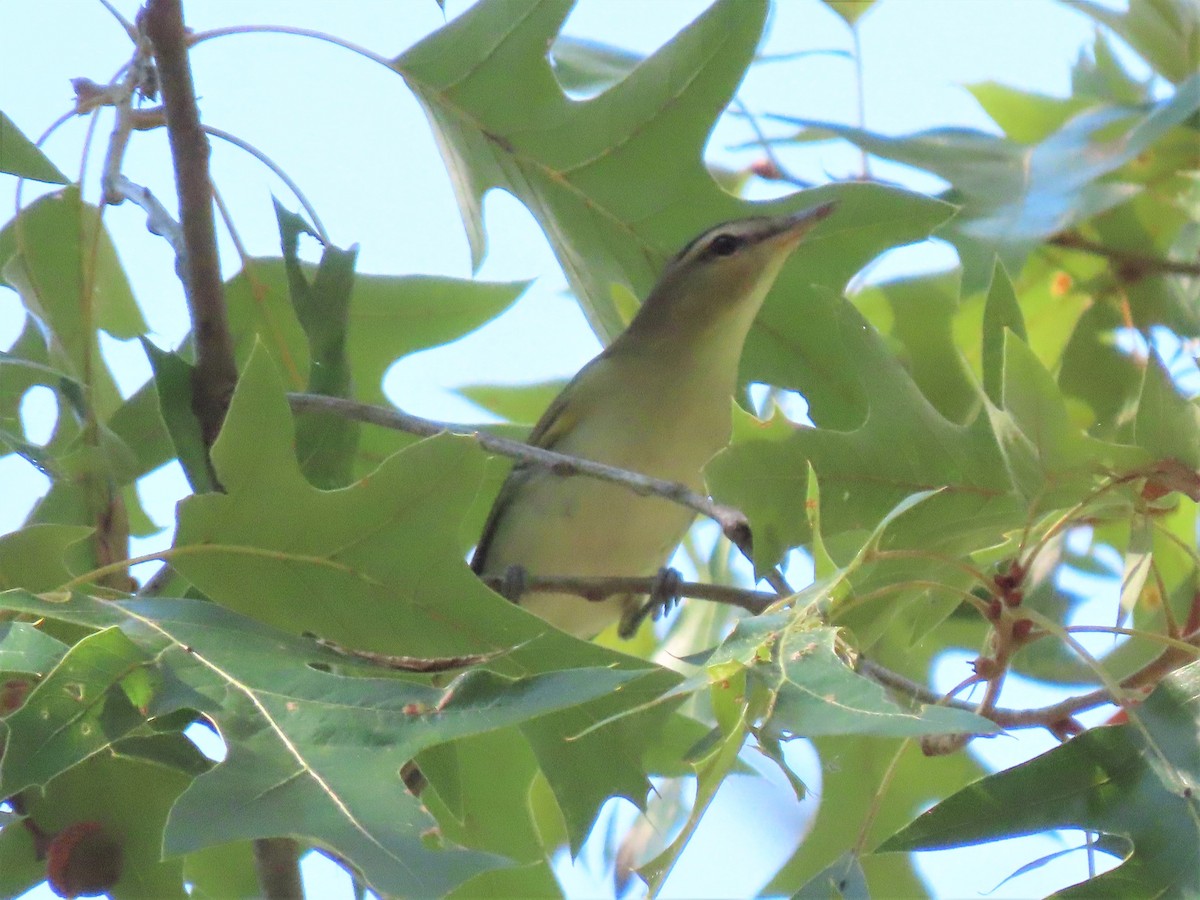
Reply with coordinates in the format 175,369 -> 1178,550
480,572 -> 778,616
285,392 -> 756,553
1048,231 -> 1200,279
142,0 -> 239,450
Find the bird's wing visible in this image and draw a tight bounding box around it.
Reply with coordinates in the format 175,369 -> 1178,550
469,363 -> 588,574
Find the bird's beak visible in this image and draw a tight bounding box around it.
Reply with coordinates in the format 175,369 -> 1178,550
775,201 -> 836,246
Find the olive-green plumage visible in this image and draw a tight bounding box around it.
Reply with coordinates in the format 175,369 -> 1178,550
472,202 -> 835,639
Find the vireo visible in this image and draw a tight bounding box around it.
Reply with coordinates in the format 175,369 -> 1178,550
472,202 -> 835,639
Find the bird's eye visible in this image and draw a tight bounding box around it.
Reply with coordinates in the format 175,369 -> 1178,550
708,233 -> 742,257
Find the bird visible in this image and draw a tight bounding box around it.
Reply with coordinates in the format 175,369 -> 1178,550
471,201 -> 835,640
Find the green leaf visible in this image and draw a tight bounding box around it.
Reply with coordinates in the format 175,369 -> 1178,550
988,331 -> 1103,505
1074,0 -> 1200,85
966,82 -> 1091,144
0,187 -> 147,420
1135,356 -> 1200,469
1072,30 -> 1152,106
275,201 -> 361,489
0,111 -> 68,184
223,259 -> 525,406
6,744 -> 203,899
856,270 -> 978,424
736,619 -> 996,739
549,35 -> 641,95
395,0 -> 767,336
142,340 -> 214,494
183,841 -> 261,900
981,259 -> 1025,405
171,346 -> 683,856
710,297 -> 1017,574
396,0 -> 927,355
172,344 -> 538,655
0,523 -> 92,591
640,705 -> 750,892
106,380 -> 177,482
455,379 -> 565,424
0,590 -> 647,897
0,620 -> 68,676
821,1 -> 875,27
0,627 -> 150,796
881,660 -> 1200,897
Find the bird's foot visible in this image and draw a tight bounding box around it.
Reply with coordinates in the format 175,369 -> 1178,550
619,567 -> 683,638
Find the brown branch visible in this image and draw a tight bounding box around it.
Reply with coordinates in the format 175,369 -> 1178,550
480,573 -> 777,616
251,836 -> 304,900
1048,232 -> 1200,279
142,0 -> 239,450
857,626 -> 1200,732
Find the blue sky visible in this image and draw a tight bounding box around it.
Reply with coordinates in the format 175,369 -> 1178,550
1,0 -> 1132,896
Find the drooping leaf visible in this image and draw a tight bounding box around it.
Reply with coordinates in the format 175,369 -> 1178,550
142,340 -> 214,494
275,201 -> 361,489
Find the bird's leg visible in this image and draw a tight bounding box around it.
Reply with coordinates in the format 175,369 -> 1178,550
499,564 -> 528,603
618,566 -> 683,638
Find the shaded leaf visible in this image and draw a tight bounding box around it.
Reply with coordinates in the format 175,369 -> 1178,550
142,341 -> 214,494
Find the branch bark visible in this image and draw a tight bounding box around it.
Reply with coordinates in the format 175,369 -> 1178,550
142,0 -> 239,450
142,3 -> 290,894
1048,231 -> 1200,279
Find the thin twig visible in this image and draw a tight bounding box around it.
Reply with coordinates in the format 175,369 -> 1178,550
285,392 -> 756,554
480,573 -> 777,615
1048,232 -> 1200,278
142,0 -> 240,450
203,125 -> 330,244
857,624 -> 1200,731
188,23 -> 394,69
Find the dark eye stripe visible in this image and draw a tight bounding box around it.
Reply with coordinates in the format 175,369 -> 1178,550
707,233 -> 742,257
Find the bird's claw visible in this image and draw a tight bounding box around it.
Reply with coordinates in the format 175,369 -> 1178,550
619,567 -> 683,638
